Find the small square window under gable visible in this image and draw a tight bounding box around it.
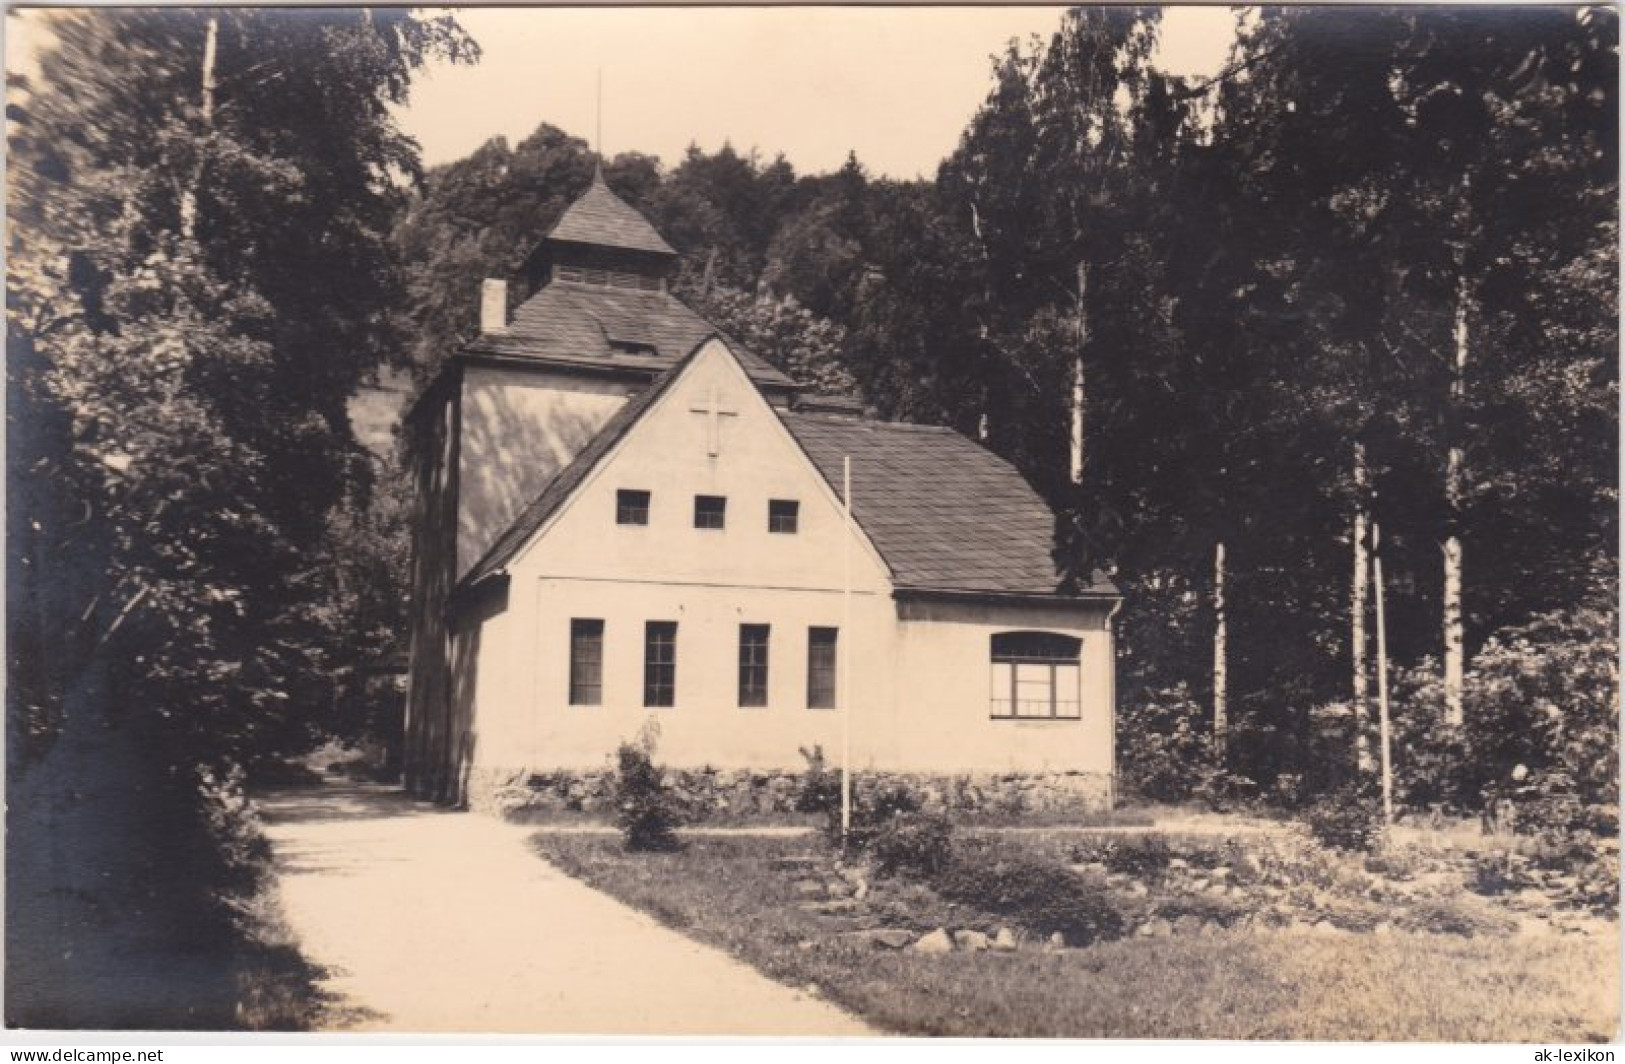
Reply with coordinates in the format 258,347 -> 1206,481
694,495 -> 727,530
617,489 -> 650,525
768,499 -> 800,534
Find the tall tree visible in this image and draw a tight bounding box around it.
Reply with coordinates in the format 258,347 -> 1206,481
8,10 -> 471,1023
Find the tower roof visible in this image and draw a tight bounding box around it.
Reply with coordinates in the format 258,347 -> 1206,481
545,168 -> 676,256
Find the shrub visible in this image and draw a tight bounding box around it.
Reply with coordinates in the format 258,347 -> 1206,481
933,844 -> 1127,946
1391,582 -> 1618,828
1116,683 -> 1219,803
794,744 -> 839,815
612,725 -> 683,852
1098,835 -> 1174,879
1397,895 -> 1518,937
1155,891 -> 1252,929
867,810 -> 955,877
834,779 -> 921,848
1303,783 -> 1385,852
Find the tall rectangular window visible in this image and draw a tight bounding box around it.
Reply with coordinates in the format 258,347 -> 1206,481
768,499 -> 800,534
616,489 -> 650,525
569,619 -> 604,706
807,627 -> 837,709
738,623 -> 771,707
644,621 -> 677,708
694,495 -> 727,529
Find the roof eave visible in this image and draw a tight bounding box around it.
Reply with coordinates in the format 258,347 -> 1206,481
893,585 -> 1122,609
456,343 -> 803,392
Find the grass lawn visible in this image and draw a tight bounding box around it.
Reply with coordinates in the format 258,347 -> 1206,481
531,833 -> 1618,1040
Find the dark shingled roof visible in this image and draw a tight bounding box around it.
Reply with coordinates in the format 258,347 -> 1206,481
781,412 -> 1090,595
459,346 -> 698,590
460,342 -> 1116,601
545,169 -> 677,256
469,281 -> 796,390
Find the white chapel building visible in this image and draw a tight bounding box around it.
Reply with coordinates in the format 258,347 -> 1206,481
403,170 -> 1121,811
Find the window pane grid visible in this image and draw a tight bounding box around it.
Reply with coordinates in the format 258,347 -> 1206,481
695,495 -> 727,529
617,489 -> 650,525
739,624 -> 770,707
644,621 -> 677,707
807,627 -> 837,709
990,633 -> 1081,720
569,619 -> 603,706
769,499 -> 800,534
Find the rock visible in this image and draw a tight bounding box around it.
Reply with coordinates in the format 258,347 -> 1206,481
1373,921 -> 1394,936
1138,918 -> 1173,938
1211,867 -> 1232,881
1168,858 -> 1190,871
1046,931 -> 1068,950
1173,914 -> 1203,936
1205,882 -> 1229,897
794,879 -> 825,898
992,927 -> 1018,952
798,899 -> 861,915
835,863 -> 868,885
776,855 -> 823,870
825,879 -> 853,899
797,939 -> 817,951
954,929 -> 991,952
1199,920 -> 1222,937
1310,920 -> 1339,935
913,928 -> 954,954
853,881 -> 870,902
1126,881 -> 1151,898
843,929 -> 914,950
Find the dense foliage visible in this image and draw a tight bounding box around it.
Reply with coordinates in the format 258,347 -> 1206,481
6,8 -> 470,1025
392,6 -> 1615,823
612,727 -> 684,851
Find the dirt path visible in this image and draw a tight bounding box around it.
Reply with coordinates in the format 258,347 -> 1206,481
258,779 -> 875,1035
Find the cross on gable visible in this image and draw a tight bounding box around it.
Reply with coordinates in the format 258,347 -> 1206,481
688,383 -> 739,457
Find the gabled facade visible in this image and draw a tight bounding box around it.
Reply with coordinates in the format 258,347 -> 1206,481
403,172 -> 1121,809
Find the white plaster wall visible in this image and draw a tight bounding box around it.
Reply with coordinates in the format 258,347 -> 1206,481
891,600 -> 1115,776
456,366 -> 630,577
513,342 -> 892,594
468,578 -> 898,773
459,340 -> 1117,781
469,341 -> 897,773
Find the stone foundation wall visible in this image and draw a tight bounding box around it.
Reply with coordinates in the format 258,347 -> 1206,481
466,764 -> 1113,819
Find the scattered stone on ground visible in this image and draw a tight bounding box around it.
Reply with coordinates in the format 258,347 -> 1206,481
913,928 -> 953,954
992,927 -> 1018,951
1138,918 -> 1173,938
853,929 -> 914,950
953,929 -> 990,952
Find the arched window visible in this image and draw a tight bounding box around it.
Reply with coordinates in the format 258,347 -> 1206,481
990,631 -> 1082,720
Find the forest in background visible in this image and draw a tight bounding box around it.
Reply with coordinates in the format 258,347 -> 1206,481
393,7 -> 1617,820
4,4 -> 1617,1027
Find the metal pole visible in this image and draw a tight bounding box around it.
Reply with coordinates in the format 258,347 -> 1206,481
840,457 -> 853,842
1373,521 -> 1394,829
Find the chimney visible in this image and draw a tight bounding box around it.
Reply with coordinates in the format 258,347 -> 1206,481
480,278 -> 508,334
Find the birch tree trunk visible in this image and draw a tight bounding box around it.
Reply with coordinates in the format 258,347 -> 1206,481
178,13 -> 219,242
1212,540 -> 1228,758
1069,262 -> 1088,486
1442,276 -> 1469,728
1352,440 -> 1374,772
1374,521 -> 1394,828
